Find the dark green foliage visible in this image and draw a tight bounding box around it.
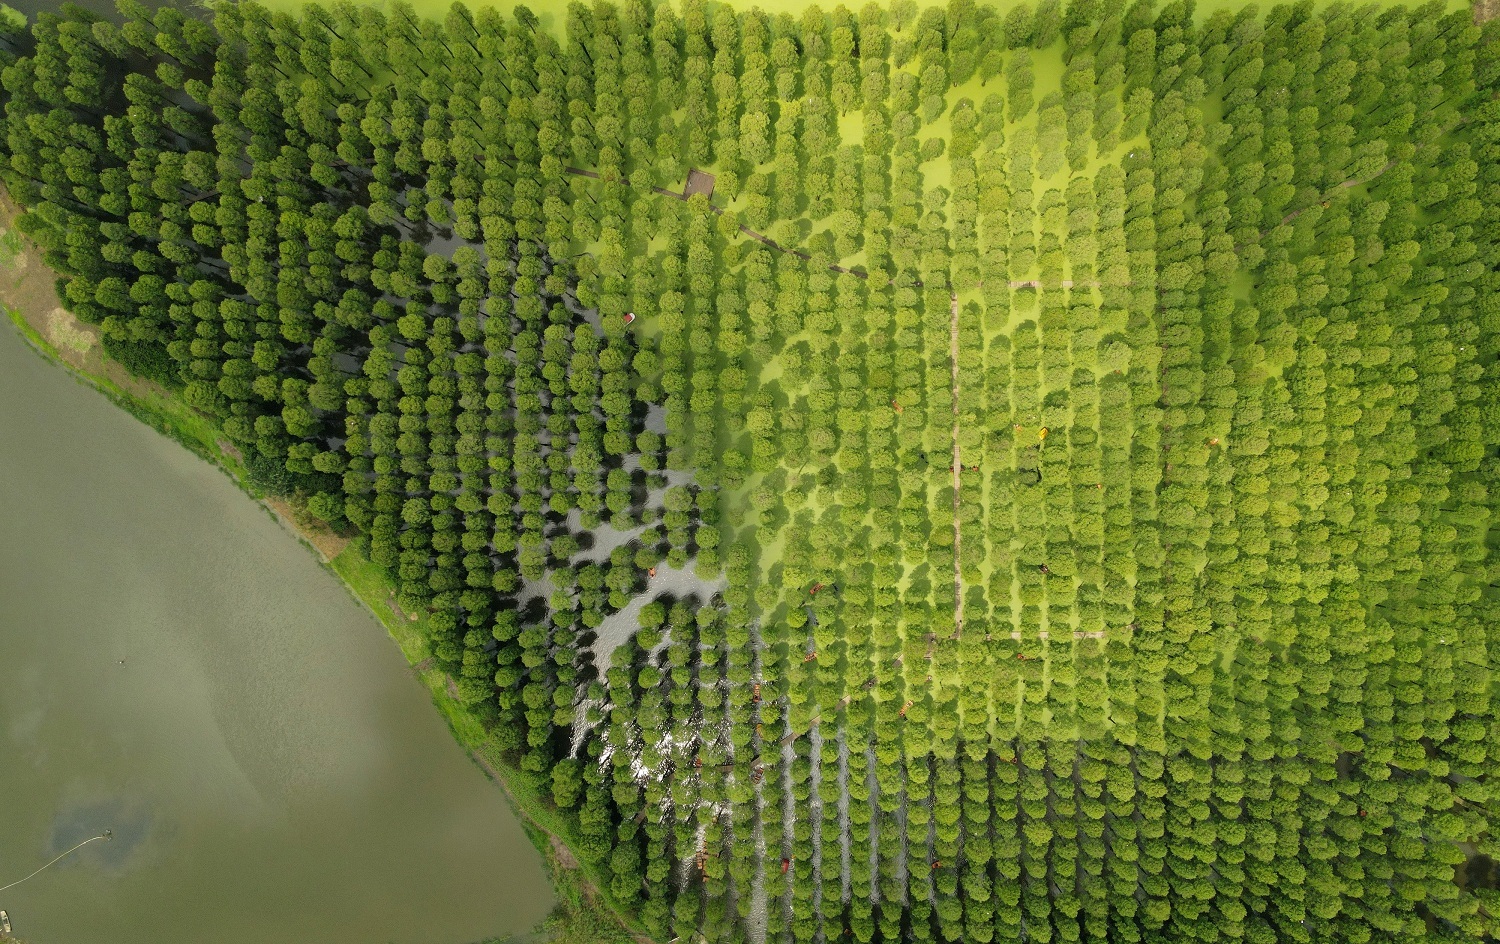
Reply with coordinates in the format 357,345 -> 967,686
245,450 -> 297,496
100,335 -> 178,388
2,3 -> 1499,944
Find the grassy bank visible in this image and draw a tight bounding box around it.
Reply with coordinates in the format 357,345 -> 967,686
3,307 -> 245,477
1,279 -> 641,944
328,545 -> 650,944
2,304 -> 644,944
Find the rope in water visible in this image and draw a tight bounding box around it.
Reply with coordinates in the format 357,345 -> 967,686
0,831 -> 111,894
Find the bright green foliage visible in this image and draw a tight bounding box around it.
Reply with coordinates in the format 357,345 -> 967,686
2,1 -> 1499,943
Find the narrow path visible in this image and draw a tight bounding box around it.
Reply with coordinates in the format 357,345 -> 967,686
835,729 -> 853,902
746,622 -> 769,944
949,291 -> 962,639
807,724 -> 827,938
777,712 -> 798,934
892,759 -> 910,906
865,742 -> 881,906
1239,108 -> 1480,250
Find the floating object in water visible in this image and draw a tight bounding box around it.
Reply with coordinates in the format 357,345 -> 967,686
0,831 -> 113,894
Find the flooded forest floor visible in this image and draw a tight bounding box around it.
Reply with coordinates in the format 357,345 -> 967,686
0,191 -> 643,944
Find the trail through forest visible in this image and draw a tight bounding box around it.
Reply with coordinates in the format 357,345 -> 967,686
949,291 -> 962,639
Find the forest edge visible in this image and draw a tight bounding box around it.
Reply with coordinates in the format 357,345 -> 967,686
0,191 -> 653,944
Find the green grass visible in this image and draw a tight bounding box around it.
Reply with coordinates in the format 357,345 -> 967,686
328,537 -> 660,941
0,225 -> 24,265
330,546 -> 435,663
12,3 -> 1494,942
6,305 -> 645,944
328,545 -> 499,746
4,308 -> 246,480
257,0 -> 1477,37
521,821 -> 640,944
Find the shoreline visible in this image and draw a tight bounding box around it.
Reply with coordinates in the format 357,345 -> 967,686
0,196 -> 646,944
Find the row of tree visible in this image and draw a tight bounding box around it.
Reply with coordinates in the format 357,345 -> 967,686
2,1 -> 1498,943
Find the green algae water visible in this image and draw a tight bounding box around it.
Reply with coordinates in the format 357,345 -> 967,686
0,320 -> 553,943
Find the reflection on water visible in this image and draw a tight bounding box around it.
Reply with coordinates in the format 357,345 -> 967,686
46,797 -> 153,870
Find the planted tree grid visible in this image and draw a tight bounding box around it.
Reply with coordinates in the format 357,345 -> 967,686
0,1 -> 1497,943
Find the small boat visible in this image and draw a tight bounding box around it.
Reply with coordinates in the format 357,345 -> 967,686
2,909 -> 12,934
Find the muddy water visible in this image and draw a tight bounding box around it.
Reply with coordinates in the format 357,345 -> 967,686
4,0 -> 127,19
0,320 -> 553,943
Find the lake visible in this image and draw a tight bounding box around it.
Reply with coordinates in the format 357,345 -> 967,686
0,317 -> 553,943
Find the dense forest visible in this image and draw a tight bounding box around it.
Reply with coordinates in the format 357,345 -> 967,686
1,0 -> 1498,941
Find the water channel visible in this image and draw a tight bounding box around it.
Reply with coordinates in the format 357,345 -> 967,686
0,318 -> 554,942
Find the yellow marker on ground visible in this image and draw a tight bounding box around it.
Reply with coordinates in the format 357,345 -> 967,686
1038,427 -> 1049,442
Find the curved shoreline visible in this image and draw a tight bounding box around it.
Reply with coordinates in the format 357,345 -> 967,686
0,194 -> 647,944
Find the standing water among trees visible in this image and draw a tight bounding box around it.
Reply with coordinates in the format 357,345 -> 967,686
0,1 -> 1497,943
